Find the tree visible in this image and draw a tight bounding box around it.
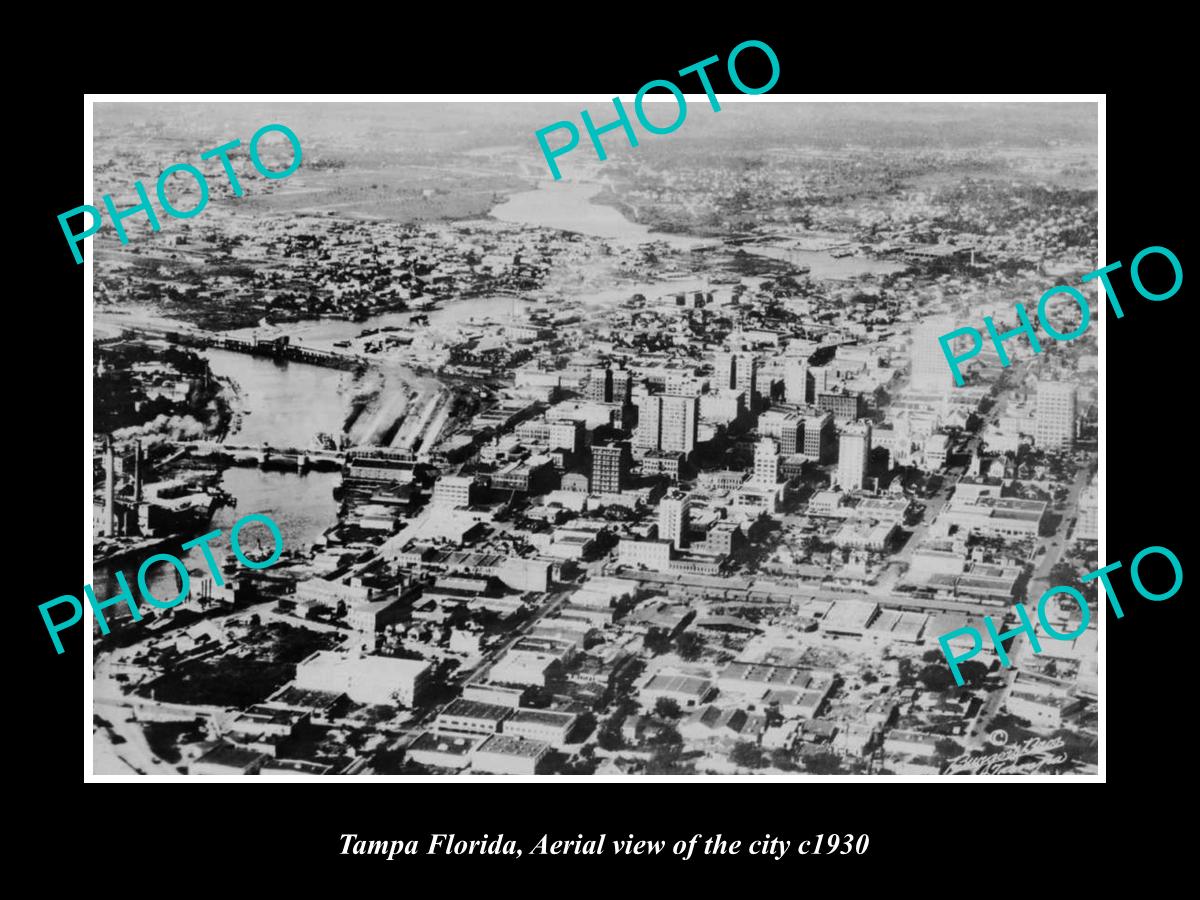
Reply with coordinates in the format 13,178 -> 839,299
922,649 -> 945,663
675,631 -> 704,661
935,738 -> 964,759
956,660 -> 989,688
654,697 -> 682,719
647,725 -> 682,747
730,741 -> 766,769
646,744 -> 691,774
802,752 -> 843,775
918,664 -> 956,692
572,711 -> 597,742
644,629 -> 673,655
769,747 -> 797,771
596,718 -> 623,751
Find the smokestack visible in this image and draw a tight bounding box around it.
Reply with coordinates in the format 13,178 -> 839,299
103,437 -> 116,537
134,440 -> 143,504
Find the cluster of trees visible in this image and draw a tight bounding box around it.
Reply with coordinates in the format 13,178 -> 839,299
643,629 -> 705,660
918,651 -> 989,690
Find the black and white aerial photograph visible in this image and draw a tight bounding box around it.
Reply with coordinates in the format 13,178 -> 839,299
89,100 -> 1099,777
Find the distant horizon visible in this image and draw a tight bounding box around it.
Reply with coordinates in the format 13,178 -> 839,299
95,101 -> 1098,156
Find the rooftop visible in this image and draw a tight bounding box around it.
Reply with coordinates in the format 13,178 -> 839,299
509,709 -> 576,727
476,734 -> 552,758
438,698 -> 513,722
409,730 -> 479,756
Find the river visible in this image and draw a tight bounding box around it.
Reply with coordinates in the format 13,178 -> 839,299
202,349 -> 343,557
98,175 -> 889,602
491,177 -> 711,251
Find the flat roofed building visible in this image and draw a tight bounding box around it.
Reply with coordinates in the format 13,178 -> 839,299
265,686 -> 347,725
823,599 -> 881,636
294,651 -> 432,707
489,647 -> 564,688
227,705 -> 309,739
504,709 -> 577,748
639,672 -> 714,710
818,390 -> 862,422
618,538 -> 673,573
942,495 -> 1047,538
1006,689 -> 1076,729
407,731 -> 479,770
472,734 -> 552,775
345,586 -> 420,634
435,698 -> 512,735
260,759 -> 335,777
294,578 -> 374,609
864,610 -> 928,643
718,663 -> 833,716
433,475 -> 475,508
1035,381 -> 1076,449
346,459 -> 416,484
191,741 -> 268,775
884,728 -> 941,757
461,681 -> 524,708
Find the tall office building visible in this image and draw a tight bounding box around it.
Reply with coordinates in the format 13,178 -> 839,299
659,491 -> 691,548
660,394 -> 699,455
634,394 -> 662,451
637,393 -> 698,455
585,367 -> 611,402
734,355 -> 757,405
611,368 -> 633,405
548,419 -> 583,454
818,390 -> 863,423
809,365 -> 833,398
586,366 -> 632,404
804,412 -> 834,462
753,438 -> 780,487
1035,381 -> 1077,449
780,418 -> 802,456
714,351 -> 758,408
837,421 -> 872,491
785,356 -> 809,404
713,352 -> 737,391
591,443 -> 630,494
910,316 -> 957,389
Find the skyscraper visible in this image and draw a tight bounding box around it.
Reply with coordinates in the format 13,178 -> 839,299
785,356 -> 809,404
611,368 -> 633,406
804,412 -> 834,462
1035,381 -> 1077,449
637,393 -> 698,455
714,351 -> 758,407
102,436 -> 116,537
591,443 -> 630,494
659,491 -> 691,548
585,367 -> 612,403
754,438 -> 779,487
713,352 -> 737,391
837,421 -> 872,491
734,354 -> 758,405
634,393 -> 662,451
659,394 -> 699,455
